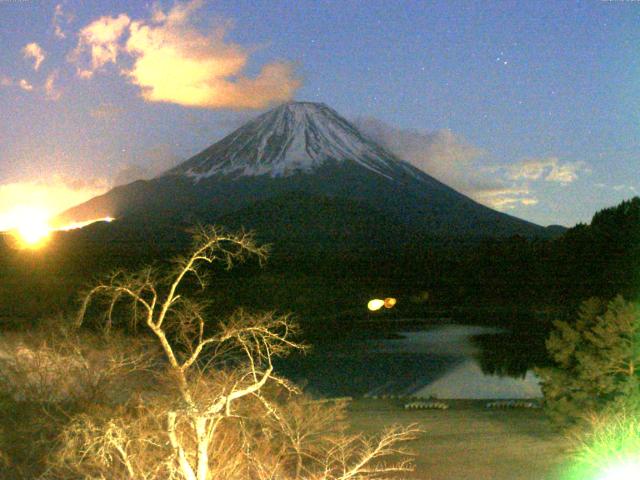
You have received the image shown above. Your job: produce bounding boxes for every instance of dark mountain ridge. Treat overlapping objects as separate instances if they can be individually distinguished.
[57,102,559,244]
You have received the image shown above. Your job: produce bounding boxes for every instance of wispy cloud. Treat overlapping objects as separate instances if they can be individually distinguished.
[613,184,637,193]
[594,182,636,193]
[113,144,182,186]
[22,42,45,70]
[69,13,131,78]
[69,0,300,109]
[1,76,35,92]
[45,70,61,100]
[507,157,587,184]
[353,117,592,212]
[354,117,483,176]
[353,117,539,210]
[474,186,538,209]
[1,72,59,98]
[90,102,126,120]
[52,3,74,40]
[18,79,34,91]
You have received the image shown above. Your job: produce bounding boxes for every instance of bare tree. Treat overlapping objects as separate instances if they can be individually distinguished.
[0,316,156,405]
[45,225,419,480]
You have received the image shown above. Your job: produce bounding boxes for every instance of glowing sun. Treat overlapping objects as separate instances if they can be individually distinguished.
[7,208,52,248]
[15,219,51,247]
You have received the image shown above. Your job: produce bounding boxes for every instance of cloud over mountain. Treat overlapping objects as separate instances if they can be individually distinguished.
[69,0,300,109]
[113,145,182,186]
[353,117,538,210]
[353,117,590,213]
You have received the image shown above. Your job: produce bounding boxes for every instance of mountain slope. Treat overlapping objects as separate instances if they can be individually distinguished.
[58,102,553,241]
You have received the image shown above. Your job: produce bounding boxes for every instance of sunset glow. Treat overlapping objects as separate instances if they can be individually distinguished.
[0,178,111,249]
[1,204,114,249]
[12,209,51,248]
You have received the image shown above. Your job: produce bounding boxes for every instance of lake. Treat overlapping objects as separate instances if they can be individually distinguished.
[276,324,544,399]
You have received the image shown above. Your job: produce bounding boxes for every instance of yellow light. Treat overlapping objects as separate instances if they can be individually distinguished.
[368,299,385,311]
[7,215,116,249]
[0,216,115,249]
[12,214,51,248]
[384,297,397,309]
[600,460,640,480]
[56,216,115,231]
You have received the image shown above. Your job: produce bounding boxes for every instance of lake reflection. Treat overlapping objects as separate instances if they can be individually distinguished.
[276,324,544,399]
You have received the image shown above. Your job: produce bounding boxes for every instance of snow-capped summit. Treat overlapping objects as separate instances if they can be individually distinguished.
[166,101,414,181]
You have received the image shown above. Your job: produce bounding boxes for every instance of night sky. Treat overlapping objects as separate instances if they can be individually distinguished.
[1,0,638,228]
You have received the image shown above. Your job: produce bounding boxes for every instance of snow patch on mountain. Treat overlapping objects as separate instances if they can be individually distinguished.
[167,102,423,182]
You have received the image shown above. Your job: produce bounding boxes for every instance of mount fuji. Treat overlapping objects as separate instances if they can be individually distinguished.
[57,102,554,249]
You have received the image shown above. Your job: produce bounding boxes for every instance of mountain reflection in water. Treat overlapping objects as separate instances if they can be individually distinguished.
[276,324,548,399]
[471,330,549,378]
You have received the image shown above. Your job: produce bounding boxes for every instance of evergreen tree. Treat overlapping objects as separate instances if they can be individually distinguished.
[537,296,640,424]
[552,197,640,300]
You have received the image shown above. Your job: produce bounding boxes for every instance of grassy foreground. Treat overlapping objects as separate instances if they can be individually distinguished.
[346,398,572,480]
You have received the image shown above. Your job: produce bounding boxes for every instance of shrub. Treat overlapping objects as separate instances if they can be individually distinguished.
[564,406,640,479]
[536,296,640,426]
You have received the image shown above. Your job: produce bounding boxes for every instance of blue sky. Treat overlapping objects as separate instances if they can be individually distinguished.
[0,0,638,227]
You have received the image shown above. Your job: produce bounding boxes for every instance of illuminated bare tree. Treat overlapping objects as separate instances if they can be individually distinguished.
[46,225,419,480]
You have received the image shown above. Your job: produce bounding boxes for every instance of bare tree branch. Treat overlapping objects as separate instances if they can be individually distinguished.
[44,226,419,480]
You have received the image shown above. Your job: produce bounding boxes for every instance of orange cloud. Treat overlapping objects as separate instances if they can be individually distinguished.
[507,157,587,184]
[474,186,538,210]
[69,13,131,78]
[53,3,74,40]
[0,76,33,92]
[22,42,45,70]
[18,79,34,91]
[45,70,62,100]
[125,0,300,109]
[71,0,300,109]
